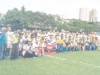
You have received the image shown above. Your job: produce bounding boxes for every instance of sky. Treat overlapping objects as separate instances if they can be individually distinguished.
[0,0,100,21]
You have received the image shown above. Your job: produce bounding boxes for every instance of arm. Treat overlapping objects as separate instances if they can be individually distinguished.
[0,34,3,40]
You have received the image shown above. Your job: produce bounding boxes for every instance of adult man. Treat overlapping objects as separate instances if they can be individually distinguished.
[0,27,6,60]
[6,27,12,57]
[10,31,19,60]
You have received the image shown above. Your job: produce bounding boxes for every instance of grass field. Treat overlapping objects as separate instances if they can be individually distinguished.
[0,50,100,75]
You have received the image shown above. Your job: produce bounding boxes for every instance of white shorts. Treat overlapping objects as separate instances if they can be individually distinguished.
[7,43,12,48]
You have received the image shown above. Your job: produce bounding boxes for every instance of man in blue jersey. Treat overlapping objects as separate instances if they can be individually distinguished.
[0,27,6,60]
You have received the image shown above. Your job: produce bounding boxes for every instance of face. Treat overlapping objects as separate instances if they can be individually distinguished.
[15,33,19,37]
[28,41,31,45]
[23,28,26,33]
[8,27,11,31]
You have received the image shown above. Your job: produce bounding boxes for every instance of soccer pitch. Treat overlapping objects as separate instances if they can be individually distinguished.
[0,50,100,75]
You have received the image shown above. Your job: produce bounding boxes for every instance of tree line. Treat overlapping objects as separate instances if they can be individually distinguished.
[1,6,100,33]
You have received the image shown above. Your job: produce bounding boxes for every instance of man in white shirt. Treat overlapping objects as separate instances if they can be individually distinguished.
[6,27,13,57]
[22,41,36,58]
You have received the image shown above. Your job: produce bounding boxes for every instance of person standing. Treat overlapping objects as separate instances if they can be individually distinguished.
[0,27,6,60]
[10,31,19,60]
[6,27,12,57]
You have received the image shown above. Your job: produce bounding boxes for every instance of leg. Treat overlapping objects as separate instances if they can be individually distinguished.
[0,45,5,60]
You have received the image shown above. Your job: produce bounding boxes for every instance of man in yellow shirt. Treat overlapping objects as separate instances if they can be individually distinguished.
[10,31,19,60]
[56,35,64,53]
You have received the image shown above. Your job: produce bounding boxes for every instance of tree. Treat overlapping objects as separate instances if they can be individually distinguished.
[1,6,100,32]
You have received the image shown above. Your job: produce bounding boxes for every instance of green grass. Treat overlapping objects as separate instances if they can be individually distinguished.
[0,50,100,75]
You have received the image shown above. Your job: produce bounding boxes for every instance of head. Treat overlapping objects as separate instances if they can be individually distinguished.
[2,27,6,32]
[7,27,12,31]
[23,28,27,33]
[19,32,24,38]
[14,31,19,37]
[27,41,31,46]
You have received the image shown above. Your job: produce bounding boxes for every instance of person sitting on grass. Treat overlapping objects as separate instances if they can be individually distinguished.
[22,41,36,58]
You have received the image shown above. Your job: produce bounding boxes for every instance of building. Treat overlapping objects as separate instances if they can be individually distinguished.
[89,9,97,22]
[60,15,71,24]
[79,8,89,21]
[60,14,67,20]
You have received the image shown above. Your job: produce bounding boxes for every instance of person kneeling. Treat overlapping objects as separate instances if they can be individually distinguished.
[22,41,36,58]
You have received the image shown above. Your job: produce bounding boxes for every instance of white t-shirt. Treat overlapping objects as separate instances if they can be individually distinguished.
[6,31,13,43]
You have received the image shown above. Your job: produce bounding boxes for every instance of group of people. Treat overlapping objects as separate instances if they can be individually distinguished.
[0,27,100,60]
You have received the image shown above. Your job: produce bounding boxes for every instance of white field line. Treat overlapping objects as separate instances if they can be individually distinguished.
[46,55,100,68]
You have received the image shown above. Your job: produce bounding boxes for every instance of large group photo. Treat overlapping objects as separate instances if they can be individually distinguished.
[0,0,100,75]
[0,27,100,60]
